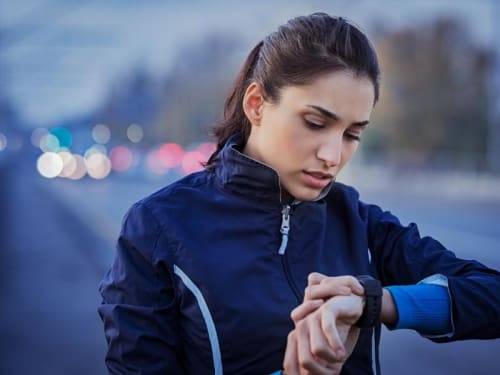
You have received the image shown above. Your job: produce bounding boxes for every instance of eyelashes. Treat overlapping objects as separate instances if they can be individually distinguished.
[345,133,361,141]
[304,119,324,130]
[303,119,361,141]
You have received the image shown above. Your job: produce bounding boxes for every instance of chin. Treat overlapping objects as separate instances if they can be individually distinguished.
[289,189,322,202]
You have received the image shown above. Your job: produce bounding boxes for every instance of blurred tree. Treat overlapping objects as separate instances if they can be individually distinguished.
[152,34,240,146]
[365,17,494,170]
[94,66,163,144]
[92,34,240,147]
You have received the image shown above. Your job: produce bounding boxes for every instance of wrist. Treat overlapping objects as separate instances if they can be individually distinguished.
[354,275,382,328]
[381,288,398,326]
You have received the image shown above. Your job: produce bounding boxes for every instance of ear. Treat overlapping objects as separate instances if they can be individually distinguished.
[242,82,265,126]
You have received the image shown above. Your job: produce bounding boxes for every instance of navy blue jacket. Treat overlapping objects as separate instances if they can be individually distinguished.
[98,136,500,374]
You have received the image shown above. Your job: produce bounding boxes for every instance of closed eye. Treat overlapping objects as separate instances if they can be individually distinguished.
[344,133,361,141]
[304,119,325,130]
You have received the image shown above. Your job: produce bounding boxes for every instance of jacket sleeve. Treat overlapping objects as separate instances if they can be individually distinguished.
[98,202,185,374]
[362,201,500,342]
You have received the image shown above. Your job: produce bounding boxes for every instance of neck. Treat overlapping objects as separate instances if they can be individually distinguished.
[242,132,262,162]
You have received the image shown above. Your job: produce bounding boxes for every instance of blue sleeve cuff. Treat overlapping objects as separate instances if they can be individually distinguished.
[385,283,452,336]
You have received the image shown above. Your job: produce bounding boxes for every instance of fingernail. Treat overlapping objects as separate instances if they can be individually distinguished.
[308,273,318,283]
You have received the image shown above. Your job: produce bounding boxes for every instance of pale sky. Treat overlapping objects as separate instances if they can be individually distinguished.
[0,0,496,127]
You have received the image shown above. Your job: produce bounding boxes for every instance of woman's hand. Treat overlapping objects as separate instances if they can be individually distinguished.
[282,274,365,374]
[283,294,364,375]
[305,273,364,302]
[290,273,364,325]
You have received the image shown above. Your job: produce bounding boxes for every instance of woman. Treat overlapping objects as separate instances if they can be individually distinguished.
[98,13,500,374]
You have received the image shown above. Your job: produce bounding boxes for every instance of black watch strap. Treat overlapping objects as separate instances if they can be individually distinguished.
[355,275,383,328]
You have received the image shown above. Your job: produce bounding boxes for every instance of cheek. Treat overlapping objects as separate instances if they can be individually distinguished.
[284,119,320,147]
[267,117,304,150]
[283,130,318,162]
[262,113,317,162]
[341,142,359,164]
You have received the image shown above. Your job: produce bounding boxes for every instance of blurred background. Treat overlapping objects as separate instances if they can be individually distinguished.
[0,0,499,374]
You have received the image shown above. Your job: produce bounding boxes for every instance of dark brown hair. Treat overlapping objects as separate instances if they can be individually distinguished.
[206,13,380,168]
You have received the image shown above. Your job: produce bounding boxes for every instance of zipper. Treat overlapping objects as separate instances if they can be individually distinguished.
[278,204,302,302]
[278,205,291,255]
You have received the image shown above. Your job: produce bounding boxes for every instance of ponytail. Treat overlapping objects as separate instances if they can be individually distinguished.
[205,41,263,169]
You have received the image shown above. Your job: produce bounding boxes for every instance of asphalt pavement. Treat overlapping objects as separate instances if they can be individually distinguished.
[0,157,108,375]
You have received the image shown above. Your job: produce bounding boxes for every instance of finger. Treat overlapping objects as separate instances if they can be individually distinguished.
[304,276,365,301]
[321,276,364,296]
[308,312,338,363]
[283,331,300,375]
[320,309,346,361]
[304,284,351,301]
[307,272,326,286]
[291,299,323,324]
[295,320,332,375]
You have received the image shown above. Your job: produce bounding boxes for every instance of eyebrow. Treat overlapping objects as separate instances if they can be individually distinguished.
[306,105,370,127]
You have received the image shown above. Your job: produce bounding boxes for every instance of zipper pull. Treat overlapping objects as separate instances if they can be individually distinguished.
[278,205,291,255]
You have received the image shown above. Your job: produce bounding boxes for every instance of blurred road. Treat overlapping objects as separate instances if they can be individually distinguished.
[0,156,499,374]
[0,156,108,375]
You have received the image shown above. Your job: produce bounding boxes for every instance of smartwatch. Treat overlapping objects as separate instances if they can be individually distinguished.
[355,275,383,328]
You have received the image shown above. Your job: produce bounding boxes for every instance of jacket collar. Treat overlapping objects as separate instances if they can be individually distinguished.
[215,134,282,201]
[214,133,333,203]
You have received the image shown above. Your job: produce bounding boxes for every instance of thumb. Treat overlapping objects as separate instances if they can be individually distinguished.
[322,315,347,361]
[308,272,326,286]
[291,299,323,324]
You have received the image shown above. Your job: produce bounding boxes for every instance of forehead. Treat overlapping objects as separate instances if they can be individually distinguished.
[278,71,375,119]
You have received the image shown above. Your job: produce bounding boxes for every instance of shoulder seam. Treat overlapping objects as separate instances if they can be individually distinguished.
[133,201,171,264]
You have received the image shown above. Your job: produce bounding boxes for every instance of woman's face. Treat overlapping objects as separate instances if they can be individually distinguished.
[243,70,375,201]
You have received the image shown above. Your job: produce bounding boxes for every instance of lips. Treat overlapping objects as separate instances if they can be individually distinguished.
[306,171,333,179]
[303,170,334,189]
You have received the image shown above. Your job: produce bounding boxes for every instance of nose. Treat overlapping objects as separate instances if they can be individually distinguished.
[316,134,342,168]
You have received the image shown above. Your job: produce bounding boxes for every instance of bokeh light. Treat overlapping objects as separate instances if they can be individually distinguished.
[109,146,133,172]
[31,128,48,148]
[146,149,167,174]
[0,132,7,151]
[127,123,143,143]
[84,144,107,159]
[92,124,111,144]
[37,152,64,178]
[146,143,184,174]
[67,154,87,180]
[158,143,184,168]
[197,142,216,158]
[85,153,111,179]
[50,127,73,149]
[39,133,60,152]
[181,150,206,174]
[57,151,78,178]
